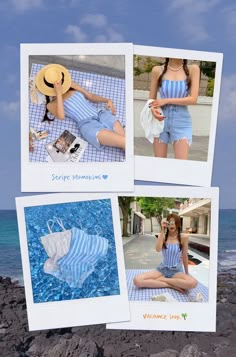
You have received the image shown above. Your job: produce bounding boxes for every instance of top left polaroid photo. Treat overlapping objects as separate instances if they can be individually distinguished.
[21,43,134,192]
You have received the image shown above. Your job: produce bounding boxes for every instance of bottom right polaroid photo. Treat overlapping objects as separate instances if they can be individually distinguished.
[107,185,219,332]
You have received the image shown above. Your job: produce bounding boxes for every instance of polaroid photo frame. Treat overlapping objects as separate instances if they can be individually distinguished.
[107,185,219,332]
[15,193,129,331]
[134,45,223,187]
[21,43,133,192]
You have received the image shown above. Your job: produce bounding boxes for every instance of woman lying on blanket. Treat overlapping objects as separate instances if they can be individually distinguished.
[133,213,197,292]
[35,64,125,151]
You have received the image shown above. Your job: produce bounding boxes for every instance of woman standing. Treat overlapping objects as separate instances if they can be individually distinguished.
[133,214,197,292]
[149,58,200,159]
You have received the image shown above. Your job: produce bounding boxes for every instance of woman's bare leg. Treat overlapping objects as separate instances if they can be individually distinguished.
[113,120,125,136]
[97,129,125,150]
[173,139,189,160]
[159,273,197,290]
[133,270,184,292]
[153,138,168,158]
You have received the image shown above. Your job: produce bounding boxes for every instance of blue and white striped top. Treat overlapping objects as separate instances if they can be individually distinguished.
[63,91,98,127]
[160,79,189,98]
[162,243,182,268]
[159,66,189,98]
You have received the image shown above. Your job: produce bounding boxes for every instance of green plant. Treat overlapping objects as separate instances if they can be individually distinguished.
[133,55,162,77]
[206,78,214,97]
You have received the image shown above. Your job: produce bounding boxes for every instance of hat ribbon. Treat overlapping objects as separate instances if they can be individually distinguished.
[43,72,65,89]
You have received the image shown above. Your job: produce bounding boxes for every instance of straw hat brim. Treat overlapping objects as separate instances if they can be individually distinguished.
[35,64,71,96]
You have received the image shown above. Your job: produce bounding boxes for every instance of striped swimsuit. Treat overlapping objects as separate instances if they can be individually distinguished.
[56,227,108,288]
[157,67,192,145]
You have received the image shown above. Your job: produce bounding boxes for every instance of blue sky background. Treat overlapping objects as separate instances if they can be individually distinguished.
[0,0,236,209]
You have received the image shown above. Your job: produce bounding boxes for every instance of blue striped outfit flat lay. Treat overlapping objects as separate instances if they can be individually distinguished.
[156,243,184,278]
[56,227,108,288]
[157,67,192,145]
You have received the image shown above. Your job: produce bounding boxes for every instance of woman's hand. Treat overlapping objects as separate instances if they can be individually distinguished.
[151,106,165,121]
[149,98,168,107]
[161,220,168,232]
[106,99,116,115]
[53,80,63,96]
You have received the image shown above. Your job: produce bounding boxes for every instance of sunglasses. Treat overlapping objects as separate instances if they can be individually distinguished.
[167,221,175,226]
[70,143,80,154]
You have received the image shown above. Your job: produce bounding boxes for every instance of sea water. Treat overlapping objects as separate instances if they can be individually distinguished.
[1,209,236,288]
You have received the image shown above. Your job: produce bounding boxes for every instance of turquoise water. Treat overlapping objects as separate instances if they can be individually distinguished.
[0,200,120,303]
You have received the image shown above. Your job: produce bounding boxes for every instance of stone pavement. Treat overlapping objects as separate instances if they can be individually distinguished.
[123,234,162,269]
[134,136,209,161]
[189,234,210,247]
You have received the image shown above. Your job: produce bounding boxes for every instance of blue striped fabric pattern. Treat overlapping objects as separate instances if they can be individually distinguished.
[162,243,182,268]
[160,79,189,98]
[57,227,108,288]
[63,91,98,126]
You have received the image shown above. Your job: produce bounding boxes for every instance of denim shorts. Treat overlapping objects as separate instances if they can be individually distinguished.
[156,262,184,278]
[79,109,118,150]
[158,105,192,145]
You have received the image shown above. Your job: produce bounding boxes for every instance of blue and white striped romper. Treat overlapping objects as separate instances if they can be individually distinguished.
[63,91,117,150]
[157,66,192,145]
[156,243,184,278]
[162,243,182,268]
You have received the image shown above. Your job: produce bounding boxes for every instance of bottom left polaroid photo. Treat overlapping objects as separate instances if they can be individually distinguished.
[15,193,130,331]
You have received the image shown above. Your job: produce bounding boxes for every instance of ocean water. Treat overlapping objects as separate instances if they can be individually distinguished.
[0,200,120,302]
[218,209,236,272]
[0,209,236,287]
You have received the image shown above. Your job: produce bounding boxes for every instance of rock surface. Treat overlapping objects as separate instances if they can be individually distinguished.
[0,273,236,357]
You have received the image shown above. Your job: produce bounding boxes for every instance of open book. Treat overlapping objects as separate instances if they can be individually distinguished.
[46,130,88,163]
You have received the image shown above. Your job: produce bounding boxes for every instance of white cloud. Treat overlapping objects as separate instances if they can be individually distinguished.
[11,0,43,11]
[218,75,236,121]
[168,0,220,42]
[65,25,88,42]
[1,100,20,120]
[81,14,107,28]
[94,29,124,43]
[108,29,124,42]
[94,34,107,42]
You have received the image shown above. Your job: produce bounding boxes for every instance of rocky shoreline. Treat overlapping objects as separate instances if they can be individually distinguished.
[0,273,236,357]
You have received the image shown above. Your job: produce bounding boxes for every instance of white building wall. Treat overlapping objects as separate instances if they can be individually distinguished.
[182,217,191,232]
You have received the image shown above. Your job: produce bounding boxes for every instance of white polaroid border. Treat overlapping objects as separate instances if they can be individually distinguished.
[15,193,130,331]
[107,185,219,332]
[134,45,223,187]
[21,43,134,192]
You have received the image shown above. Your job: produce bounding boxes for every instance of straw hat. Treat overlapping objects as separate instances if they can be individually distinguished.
[35,64,71,96]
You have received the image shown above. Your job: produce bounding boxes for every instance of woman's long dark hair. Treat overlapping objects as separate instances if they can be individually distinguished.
[163,213,182,251]
[157,58,191,91]
[41,88,75,123]
[42,95,53,123]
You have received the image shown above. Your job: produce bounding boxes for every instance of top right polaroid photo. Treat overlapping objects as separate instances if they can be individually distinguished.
[134,45,223,187]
